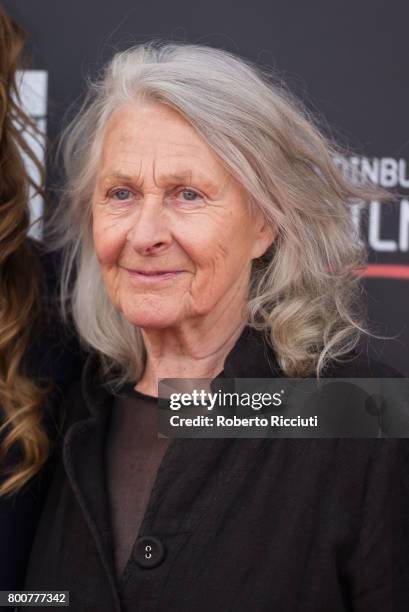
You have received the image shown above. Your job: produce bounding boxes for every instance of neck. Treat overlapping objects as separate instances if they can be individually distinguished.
[135,309,248,396]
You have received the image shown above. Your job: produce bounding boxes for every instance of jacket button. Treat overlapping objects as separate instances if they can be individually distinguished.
[133,536,166,569]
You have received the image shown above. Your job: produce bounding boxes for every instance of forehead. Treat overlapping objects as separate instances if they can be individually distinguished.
[98,102,225,176]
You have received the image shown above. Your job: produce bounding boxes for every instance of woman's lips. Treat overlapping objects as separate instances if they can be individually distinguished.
[125,269,182,283]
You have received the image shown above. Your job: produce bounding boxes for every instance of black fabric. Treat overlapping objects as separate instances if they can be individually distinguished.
[0,243,86,592]
[22,326,409,611]
[106,391,170,578]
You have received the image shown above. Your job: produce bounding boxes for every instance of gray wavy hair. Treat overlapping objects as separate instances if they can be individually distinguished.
[48,40,386,382]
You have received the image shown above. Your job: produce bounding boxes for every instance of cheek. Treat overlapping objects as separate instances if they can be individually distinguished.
[92,213,127,265]
[180,217,251,278]
[174,220,229,279]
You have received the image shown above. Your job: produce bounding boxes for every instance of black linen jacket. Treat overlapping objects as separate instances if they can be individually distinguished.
[23,327,409,611]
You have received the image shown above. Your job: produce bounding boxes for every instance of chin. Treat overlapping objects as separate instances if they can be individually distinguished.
[122,309,181,330]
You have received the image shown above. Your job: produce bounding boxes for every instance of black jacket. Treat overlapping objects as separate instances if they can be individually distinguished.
[23,327,409,611]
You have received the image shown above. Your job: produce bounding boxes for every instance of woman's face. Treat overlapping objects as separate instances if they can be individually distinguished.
[92,102,275,329]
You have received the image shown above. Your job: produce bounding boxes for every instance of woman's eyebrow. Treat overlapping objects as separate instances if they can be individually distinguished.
[99,170,219,191]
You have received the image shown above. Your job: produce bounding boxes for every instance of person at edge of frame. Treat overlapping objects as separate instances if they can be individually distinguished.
[0,3,86,598]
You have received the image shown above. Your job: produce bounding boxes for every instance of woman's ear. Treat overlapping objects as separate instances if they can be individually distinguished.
[251,210,277,259]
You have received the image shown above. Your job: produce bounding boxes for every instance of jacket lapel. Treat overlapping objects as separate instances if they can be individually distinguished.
[62,356,121,611]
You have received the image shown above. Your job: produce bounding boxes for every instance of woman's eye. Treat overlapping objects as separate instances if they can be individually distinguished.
[112,189,132,201]
[180,189,198,201]
[175,189,205,206]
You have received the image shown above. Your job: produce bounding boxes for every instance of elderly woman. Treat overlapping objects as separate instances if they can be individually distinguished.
[23,42,408,611]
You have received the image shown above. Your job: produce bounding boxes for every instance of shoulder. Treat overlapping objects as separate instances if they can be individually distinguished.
[59,379,86,427]
[57,352,111,434]
[321,350,404,378]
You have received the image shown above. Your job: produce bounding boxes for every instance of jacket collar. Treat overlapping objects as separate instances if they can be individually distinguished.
[80,325,283,416]
[219,325,283,379]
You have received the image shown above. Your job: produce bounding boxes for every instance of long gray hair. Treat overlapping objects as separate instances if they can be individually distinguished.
[48,40,387,382]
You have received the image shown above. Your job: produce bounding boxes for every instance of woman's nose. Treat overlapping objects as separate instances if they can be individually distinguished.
[126,195,172,255]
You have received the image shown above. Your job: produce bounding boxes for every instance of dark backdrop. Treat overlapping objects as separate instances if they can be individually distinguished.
[4,0,409,374]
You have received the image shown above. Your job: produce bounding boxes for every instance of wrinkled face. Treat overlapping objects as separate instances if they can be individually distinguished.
[92,102,275,329]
